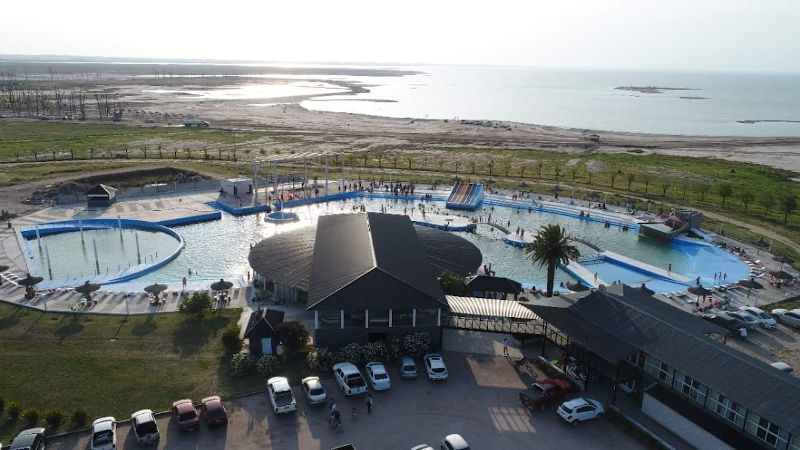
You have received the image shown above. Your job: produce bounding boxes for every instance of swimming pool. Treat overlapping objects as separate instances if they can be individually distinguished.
[25,194,750,292]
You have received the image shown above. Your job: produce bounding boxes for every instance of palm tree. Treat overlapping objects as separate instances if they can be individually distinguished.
[525,224,580,297]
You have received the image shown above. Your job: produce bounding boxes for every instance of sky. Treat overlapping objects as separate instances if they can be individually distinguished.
[1,0,799,72]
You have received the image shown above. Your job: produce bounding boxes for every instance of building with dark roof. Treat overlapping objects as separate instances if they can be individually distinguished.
[86,184,117,207]
[465,275,523,300]
[243,308,285,357]
[248,213,482,348]
[527,284,800,450]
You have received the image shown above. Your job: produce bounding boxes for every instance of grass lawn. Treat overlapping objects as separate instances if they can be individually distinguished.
[0,304,268,442]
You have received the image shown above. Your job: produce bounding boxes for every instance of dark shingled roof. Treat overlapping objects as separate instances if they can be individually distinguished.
[86,184,117,196]
[243,308,285,338]
[306,213,446,311]
[248,217,482,291]
[465,275,523,295]
[528,284,800,435]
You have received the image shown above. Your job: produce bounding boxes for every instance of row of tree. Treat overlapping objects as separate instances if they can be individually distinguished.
[0,72,122,120]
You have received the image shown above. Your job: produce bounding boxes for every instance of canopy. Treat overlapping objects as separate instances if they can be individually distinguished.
[638,283,655,296]
[774,254,794,264]
[74,281,100,295]
[739,278,763,289]
[18,273,44,286]
[0,264,9,272]
[688,285,712,296]
[770,270,795,280]
[566,281,589,292]
[144,283,168,294]
[211,279,233,291]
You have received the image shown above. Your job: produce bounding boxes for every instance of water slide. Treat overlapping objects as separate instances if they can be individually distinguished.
[446,182,484,210]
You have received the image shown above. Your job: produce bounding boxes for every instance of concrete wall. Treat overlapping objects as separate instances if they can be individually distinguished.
[57,180,219,205]
[642,392,733,450]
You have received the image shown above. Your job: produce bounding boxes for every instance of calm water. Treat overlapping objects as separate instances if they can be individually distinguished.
[301,65,800,136]
[34,197,746,292]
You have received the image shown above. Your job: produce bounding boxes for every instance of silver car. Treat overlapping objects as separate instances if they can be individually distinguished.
[301,376,327,405]
[774,309,800,328]
[728,311,759,330]
[400,356,419,379]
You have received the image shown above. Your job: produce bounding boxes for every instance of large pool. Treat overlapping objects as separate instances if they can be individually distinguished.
[27,196,750,292]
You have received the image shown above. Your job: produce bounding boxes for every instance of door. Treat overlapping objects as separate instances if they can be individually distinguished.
[261,337,272,355]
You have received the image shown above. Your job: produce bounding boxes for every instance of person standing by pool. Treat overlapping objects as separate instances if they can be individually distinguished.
[668,263,672,273]
[182,276,187,290]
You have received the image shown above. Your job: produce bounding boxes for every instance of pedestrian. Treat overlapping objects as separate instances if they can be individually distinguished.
[668,263,672,273]
[182,276,187,290]
[334,409,343,433]
[503,338,509,356]
[366,393,373,414]
[723,273,727,281]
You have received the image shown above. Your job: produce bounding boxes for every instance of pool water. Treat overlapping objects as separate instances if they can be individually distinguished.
[74,196,746,293]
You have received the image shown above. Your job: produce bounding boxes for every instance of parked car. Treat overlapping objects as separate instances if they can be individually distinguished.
[739,306,777,329]
[365,362,392,390]
[411,446,435,450]
[400,356,419,379]
[557,397,604,425]
[773,309,800,328]
[771,361,794,374]
[9,428,46,450]
[519,378,573,412]
[131,409,160,445]
[200,396,228,427]
[172,399,200,431]
[90,417,117,450]
[333,362,368,396]
[440,434,470,450]
[301,376,328,405]
[267,376,297,413]
[727,311,759,330]
[424,354,449,381]
[701,313,740,332]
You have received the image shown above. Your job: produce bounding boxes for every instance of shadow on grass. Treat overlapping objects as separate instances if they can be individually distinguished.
[215,354,264,397]
[131,315,157,337]
[56,316,85,342]
[172,314,231,358]
[0,308,22,331]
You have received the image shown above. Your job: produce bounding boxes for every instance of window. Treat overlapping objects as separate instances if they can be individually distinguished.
[345,310,365,327]
[318,310,341,329]
[706,390,746,427]
[392,309,413,326]
[416,308,438,327]
[643,355,674,386]
[369,309,389,327]
[788,434,800,450]
[673,372,707,405]
[746,412,790,449]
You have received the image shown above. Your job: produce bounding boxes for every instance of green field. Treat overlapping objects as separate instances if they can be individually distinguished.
[0,304,265,441]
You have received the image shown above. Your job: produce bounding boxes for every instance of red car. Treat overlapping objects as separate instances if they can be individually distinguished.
[201,396,228,427]
[519,378,573,412]
[172,399,199,431]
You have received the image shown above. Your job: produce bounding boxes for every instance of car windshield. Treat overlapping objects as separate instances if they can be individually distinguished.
[788,313,800,319]
[561,405,573,413]
[346,374,366,388]
[375,373,388,380]
[275,390,294,406]
[760,312,771,319]
[403,364,415,371]
[136,420,157,435]
[309,387,325,396]
[93,430,113,446]
[179,410,197,421]
[432,367,446,373]
[207,408,225,419]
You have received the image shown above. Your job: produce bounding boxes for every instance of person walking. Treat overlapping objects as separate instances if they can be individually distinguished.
[334,409,343,433]
[503,338,509,356]
[366,393,373,414]
[329,398,337,423]
[182,276,187,291]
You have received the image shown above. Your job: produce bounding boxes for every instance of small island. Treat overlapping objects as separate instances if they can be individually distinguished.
[615,86,698,94]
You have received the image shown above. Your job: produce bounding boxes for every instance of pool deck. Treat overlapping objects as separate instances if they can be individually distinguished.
[563,260,608,288]
[408,211,475,231]
[600,250,693,284]
[504,232,534,247]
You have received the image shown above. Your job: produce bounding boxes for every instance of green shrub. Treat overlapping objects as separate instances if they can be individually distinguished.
[275,321,310,355]
[256,354,283,379]
[0,397,5,415]
[335,343,364,366]
[44,408,66,429]
[179,291,213,316]
[22,408,40,426]
[229,351,254,378]
[306,348,335,372]
[71,407,89,426]
[402,331,431,359]
[6,401,21,421]
[220,324,243,354]
[362,341,386,363]
[382,338,401,363]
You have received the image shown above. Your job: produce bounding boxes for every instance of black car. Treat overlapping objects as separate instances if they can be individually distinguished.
[9,428,46,450]
[701,312,742,331]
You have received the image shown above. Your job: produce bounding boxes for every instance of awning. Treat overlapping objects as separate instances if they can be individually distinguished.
[445,295,537,321]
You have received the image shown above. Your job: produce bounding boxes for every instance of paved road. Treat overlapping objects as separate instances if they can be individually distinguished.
[48,353,646,450]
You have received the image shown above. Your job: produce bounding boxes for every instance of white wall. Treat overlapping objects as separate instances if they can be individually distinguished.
[642,392,733,450]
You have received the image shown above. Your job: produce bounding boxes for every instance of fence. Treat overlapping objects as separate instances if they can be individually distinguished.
[56,180,219,205]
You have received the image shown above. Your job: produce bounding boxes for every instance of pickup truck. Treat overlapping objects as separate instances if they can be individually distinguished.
[519,378,573,412]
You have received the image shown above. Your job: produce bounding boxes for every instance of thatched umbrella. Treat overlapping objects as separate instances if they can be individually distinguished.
[210,279,233,291]
[18,273,44,286]
[752,238,769,248]
[770,270,794,280]
[74,281,100,299]
[566,281,589,292]
[739,278,763,289]
[144,283,168,295]
[638,283,655,296]
[688,285,712,296]
[0,264,9,272]
[774,254,794,264]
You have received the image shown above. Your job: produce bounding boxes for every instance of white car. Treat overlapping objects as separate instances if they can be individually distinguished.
[441,434,470,450]
[557,397,604,425]
[411,446,435,450]
[365,361,392,390]
[90,417,117,450]
[728,311,759,330]
[773,309,800,328]
[424,354,449,381]
[267,376,297,413]
[301,376,327,405]
[130,409,160,445]
[739,306,777,329]
[333,362,368,396]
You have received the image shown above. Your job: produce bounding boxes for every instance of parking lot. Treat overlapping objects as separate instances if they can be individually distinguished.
[49,353,646,449]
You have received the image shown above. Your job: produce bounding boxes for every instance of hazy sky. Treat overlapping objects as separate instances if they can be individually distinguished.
[2,0,799,72]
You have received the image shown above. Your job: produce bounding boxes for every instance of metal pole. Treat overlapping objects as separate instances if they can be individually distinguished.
[135,232,141,265]
[35,225,42,250]
[324,156,329,197]
[253,162,259,205]
[126,297,129,315]
[78,219,85,245]
[45,246,53,280]
[93,238,100,275]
